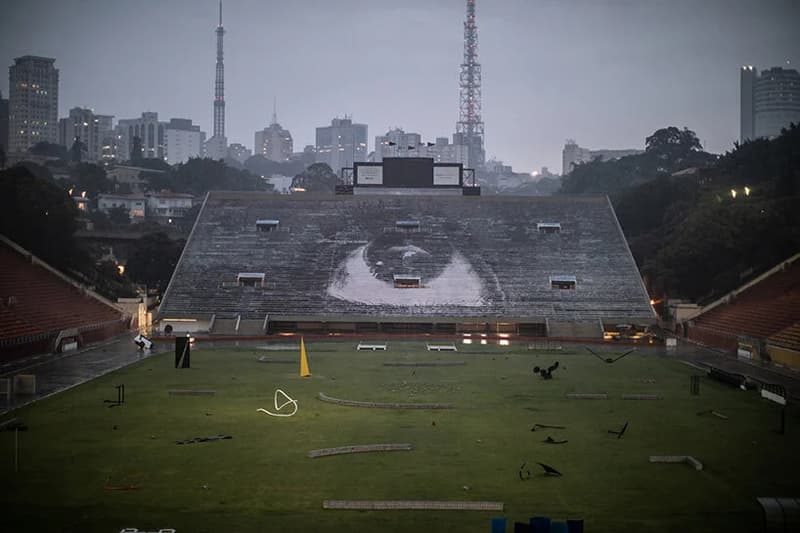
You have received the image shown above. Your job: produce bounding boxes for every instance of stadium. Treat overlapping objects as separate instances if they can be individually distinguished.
[1,158,799,533]
[157,158,656,339]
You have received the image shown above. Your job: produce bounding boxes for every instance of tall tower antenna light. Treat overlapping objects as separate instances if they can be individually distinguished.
[213,0,225,138]
[456,0,485,169]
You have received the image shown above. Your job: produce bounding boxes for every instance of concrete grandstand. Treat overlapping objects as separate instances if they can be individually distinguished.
[0,235,130,359]
[158,190,655,337]
[686,253,800,369]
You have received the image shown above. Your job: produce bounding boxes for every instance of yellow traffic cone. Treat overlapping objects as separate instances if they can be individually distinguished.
[300,337,311,377]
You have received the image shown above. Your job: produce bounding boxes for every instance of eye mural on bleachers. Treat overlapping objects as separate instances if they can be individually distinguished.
[157,192,656,326]
[327,223,487,306]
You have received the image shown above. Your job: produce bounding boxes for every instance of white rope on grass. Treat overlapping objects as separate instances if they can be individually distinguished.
[257,389,298,417]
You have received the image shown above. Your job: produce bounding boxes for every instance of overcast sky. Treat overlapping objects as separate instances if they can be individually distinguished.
[2,0,798,173]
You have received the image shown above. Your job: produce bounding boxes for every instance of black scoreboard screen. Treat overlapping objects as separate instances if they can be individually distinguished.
[354,158,462,188]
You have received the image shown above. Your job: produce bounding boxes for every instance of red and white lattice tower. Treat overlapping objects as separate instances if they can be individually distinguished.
[213,1,225,138]
[456,0,485,169]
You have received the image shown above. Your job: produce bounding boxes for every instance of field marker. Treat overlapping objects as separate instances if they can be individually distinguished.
[257,389,298,417]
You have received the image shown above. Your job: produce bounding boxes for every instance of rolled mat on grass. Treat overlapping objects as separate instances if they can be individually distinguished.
[307,443,413,458]
[383,361,466,367]
[317,392,453,409]
[649,455,703,471]
[257,356,296,364]
[622,394,663,400]
[322,500,503,511]
[566,393,607,400]
[175,434,232,445]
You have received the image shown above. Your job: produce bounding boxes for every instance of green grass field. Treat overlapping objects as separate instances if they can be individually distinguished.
[1,341,798,532]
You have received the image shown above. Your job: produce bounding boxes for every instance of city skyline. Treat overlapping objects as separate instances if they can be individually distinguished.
[2,0,798,172]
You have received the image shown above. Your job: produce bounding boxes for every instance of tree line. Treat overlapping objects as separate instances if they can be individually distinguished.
[560,125,800,304]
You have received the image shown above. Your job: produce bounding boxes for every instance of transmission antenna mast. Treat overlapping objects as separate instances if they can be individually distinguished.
[456,0,485,169]
[213,0,225,138]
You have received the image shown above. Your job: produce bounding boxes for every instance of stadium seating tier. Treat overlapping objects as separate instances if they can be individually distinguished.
[159,192,655,324]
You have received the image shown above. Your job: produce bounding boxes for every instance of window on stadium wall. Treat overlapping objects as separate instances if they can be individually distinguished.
[538,222,562,234]
[550,275,577,290]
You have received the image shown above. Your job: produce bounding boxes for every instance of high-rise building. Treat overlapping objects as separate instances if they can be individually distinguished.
[165,118,206,165]
[116,112,166,161]
[0,90,8,161]
[205,1,228,161]
[373,129,422,161]
[8,56,59,154]
[740,65,800,142]
[291,144,316,167]
[454,0,485,170]
[227,142,251,164]
[373,129,468,166]
[58,107,114,162]
[428,136,469,166]
[315,117,368,174]
[562,139,642,175]
[254,104,293,162]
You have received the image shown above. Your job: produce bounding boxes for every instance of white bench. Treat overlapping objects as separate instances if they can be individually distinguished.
[426,343,457,352]
[357,343,387,351]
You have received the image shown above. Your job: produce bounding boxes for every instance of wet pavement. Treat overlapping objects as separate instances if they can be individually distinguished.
[0,336,157,414]
[0,336,797,415]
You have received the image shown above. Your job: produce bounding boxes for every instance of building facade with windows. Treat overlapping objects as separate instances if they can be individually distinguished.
[227,143,251,164]
[58,107,114,162]
[8,56,59,154]
[741,65,800,142]
[255,122,293,162]
[561,139,643,175]
[164,118,205,165]
[145,192,194,222]
[98,194,147,221]
[372,129,469,166]
[315,117,368,174]
[0,90,8,163]
[116,112,166,162]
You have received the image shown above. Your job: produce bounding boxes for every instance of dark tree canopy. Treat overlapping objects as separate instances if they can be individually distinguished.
[291,163,338,193]
[130,136,143,164]
[70,137,85,163]
[0,165,80,267]
[145,157,271,196]
[614,124,800,303]
[124,232,185,293]
[29,141,68,160]
[107,206,131,227]
[645,126,703,158]
[560,126,714,195]
[244,155,305,180]
[68,163,113,199]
